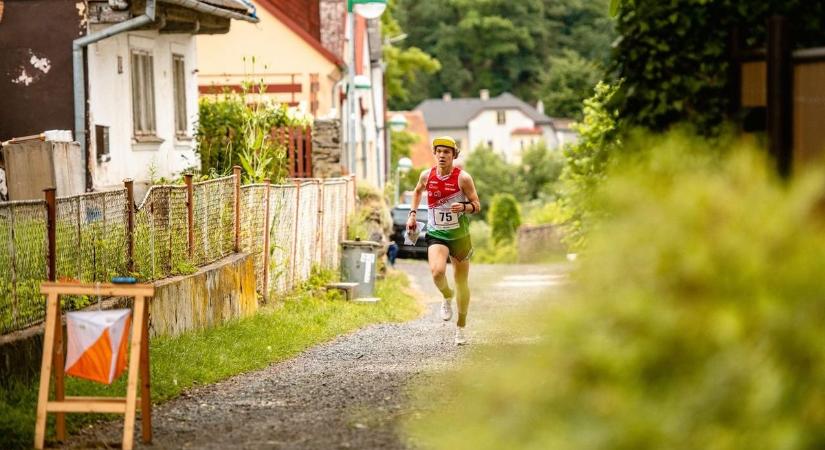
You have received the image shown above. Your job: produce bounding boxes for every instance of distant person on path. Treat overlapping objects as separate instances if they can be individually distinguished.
[407,136,481,345]
[387,241,398,267]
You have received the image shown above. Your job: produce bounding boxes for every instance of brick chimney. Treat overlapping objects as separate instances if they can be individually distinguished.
[442,92,452,101]
[480,89,489,100]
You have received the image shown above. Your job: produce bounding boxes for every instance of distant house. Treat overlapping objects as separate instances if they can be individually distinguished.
[197,0,344,118]
[415,91,577,164]
[0,0,257,194]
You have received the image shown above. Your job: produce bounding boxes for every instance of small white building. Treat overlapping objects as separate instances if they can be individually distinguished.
[87,1,258,194]
[0,0,257,198]
[415,90,577,164]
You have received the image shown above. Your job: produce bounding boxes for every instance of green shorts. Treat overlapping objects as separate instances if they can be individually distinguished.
[425,233,473,262]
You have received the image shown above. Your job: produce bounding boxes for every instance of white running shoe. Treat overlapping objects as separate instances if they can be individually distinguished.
[440,295,453,321]
[454,327,467,345]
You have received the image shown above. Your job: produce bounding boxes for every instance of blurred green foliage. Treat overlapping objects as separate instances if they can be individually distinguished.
[468,220,517,264]
[463,145,525,215]
[611,0,825,133]
[554,81,620,249]
[488,193,521,244]
[406,130,825,449]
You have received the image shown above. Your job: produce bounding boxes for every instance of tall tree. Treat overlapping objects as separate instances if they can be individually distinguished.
[538,50,602,119]
[382,0,441,110]
[396,0,615,115]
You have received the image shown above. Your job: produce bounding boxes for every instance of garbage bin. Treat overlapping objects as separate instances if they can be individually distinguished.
[340,240,383,299]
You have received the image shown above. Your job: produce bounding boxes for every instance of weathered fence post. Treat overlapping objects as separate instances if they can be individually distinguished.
[43,186,65,438]
[184,174,194,260]
[296,127,305,177]
[233,165,241,253]
[288,127,296,178]
[305,126,313,177]
[263,178,271,302]
[44,187,56,282]
[767,15,793,177]
[317,180,325,267]
[291,181,302,289]
[124,179,135,274]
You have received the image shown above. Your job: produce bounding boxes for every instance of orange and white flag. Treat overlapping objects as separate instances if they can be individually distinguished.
[65,309,132,384]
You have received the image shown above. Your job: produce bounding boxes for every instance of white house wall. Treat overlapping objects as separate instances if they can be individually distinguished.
[467,109,534,163]
[427,129,469,156]
[87,29,199,192]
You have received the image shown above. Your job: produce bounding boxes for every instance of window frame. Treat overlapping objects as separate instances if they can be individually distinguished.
[130,48,158,139]
[172,53,189,138]
[496,110,506,125]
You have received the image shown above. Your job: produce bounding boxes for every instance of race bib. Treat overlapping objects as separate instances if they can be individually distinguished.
[433,207,460,228]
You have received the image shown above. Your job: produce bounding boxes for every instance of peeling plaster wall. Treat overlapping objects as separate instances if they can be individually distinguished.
[149,252,257,337]
[0,0,82,141]
[87,30,200,191]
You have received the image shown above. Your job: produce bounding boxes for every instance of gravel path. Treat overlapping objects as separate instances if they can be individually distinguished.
[66,260,568,449]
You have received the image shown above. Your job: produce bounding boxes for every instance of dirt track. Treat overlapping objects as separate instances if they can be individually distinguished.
[66,260,567,449]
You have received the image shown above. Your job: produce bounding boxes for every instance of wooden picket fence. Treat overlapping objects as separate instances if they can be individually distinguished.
[273,126,313,178]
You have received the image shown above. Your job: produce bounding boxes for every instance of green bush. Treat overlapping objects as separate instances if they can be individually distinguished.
[555,80,620,250]
[468,220,517,264]
[488,193,521,244]
[196,81,310,182]
[406,131,825,449]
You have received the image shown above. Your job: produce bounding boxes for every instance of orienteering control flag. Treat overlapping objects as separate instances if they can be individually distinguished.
[65,309,132,384]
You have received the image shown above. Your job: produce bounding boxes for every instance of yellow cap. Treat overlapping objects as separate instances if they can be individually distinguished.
[432,136,459,157]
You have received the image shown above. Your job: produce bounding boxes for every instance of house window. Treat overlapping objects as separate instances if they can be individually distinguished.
[130,49,157,136]
[496,110,506,125]
[95,125,110,163]
[172,54,188,136]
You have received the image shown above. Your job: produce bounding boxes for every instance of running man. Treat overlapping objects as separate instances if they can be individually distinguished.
[407,136,481,345]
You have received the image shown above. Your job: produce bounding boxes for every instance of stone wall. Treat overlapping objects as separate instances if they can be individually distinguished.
[517,224,566,263]
[312,118,344,178]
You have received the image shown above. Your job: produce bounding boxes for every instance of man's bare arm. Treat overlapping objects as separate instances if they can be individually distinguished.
[450,172,481,214]
[407,169,429,230]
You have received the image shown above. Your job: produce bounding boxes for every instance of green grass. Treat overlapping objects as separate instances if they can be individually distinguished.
[0,269,420,449]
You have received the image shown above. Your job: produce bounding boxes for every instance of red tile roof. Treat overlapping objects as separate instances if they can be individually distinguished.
[511,127,543,135]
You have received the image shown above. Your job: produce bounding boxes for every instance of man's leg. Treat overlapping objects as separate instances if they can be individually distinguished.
[451,257,470,328]
[428,244,453,298]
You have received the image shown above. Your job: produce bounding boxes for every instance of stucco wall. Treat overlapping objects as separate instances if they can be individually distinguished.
[87,30,200,190]
[150,252,257,337]
[467,109,534,163]
[196,1,342,118]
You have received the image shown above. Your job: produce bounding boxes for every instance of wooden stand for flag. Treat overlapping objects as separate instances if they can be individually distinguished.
[34,282,154,450]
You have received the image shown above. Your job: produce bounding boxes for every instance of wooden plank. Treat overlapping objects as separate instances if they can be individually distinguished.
[140,301,152,444]
[296,127,305,177]
[305,126,313,177]
[62,396,128,403]
[122,295,146,450]
[40,283,154,296]
[46,401,127,414]
[34,293,58,449]
[287,127,296,177]
[54,305,66,441]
